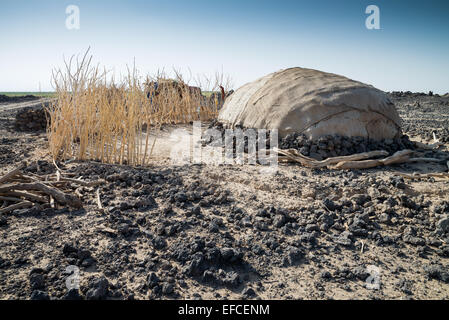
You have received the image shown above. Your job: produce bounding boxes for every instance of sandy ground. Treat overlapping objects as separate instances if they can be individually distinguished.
[0,93,448,300]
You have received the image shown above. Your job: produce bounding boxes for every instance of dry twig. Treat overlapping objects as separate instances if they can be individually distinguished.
[0,201,34,215]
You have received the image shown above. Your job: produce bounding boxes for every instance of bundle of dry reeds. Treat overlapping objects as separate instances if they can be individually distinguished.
[47,49,232,166]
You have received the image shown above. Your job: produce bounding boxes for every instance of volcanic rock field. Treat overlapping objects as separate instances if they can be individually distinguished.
[0,92,448,300]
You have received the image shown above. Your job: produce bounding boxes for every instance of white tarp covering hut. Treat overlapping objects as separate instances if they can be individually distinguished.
[218,67,401,140]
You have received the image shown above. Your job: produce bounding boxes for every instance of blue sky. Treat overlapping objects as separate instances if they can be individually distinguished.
[0,0,448,93]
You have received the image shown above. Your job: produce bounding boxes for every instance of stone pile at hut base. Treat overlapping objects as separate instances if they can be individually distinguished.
[279,132,416,160]
[205,120,416,161]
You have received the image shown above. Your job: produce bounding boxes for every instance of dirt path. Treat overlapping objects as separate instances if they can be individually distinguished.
[0,98,54,113]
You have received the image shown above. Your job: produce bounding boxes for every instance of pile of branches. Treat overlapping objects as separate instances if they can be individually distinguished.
[275,140,449,178]
[0,163,104,214]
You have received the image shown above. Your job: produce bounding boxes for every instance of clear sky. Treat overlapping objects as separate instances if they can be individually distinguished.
[1,0,448,93]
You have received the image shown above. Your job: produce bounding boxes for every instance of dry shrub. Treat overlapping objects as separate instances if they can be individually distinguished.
[47,50,232,166]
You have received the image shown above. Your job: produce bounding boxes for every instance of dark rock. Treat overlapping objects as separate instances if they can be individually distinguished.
[352,266,369,281]
[29,273,45,290]
[436,216,449,234]
[153,236,167,250]
[162,282,174,295]
[81,258,95,268]
[379,213,390,224]
[272,215,286,228]
[285,247,304,266]
[305,224,319,232]
[62,288,83,300]
[320,271,332,280]
[400,195,418,210]
[0,216,7,227]
[397,279,414,295]
[433,202,449,215]
[403,226,425,246]
[335,231,353,247]
[220,247,243,263]
[147,272,160,288]
[298,232,317,246]
[0,257,11,269]
[241,287,257,298]
[63,243,78,256]
[323,199,337,211]
[222,271,240,288]
[209,223,219,233]
[117,223,131,235]
[30,290,50,300]
[202,270,216,283]
[29,267,45,275]
[424,265,449,283]
[319,213,334,228]
[77,249,92,261]
[352,194,371,206]
[86,276,109,300]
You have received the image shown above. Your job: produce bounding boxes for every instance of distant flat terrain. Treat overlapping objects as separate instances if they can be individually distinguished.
[0,92,56,99]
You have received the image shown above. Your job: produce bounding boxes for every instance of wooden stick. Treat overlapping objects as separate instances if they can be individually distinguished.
[331,150,413,169]
[59,177,105,187]
[414,141,443,150]
[379,149,413,165]
[41,181,70,187]
[274,148,389,168]
[53,159,65,173]
[394,172,449,179]
[0,165,26,185]
[15,173,39,182]
[51,170,60,208]
[0,196,22,202]
[74,187,83,199]
[0,201,34,214]
[0,183,82,208]
[330,159,383,170]
[0,191,48,203]
[96,188,103,210]
[13,177,70,188]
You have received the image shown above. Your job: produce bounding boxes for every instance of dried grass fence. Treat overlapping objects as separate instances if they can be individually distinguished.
[47,50,231,166]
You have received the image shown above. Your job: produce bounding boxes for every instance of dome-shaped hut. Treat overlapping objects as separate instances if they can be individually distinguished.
[218,67,401,140]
